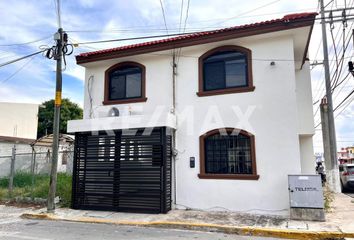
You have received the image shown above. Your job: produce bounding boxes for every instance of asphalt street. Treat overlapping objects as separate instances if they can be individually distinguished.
[0,218,282,240]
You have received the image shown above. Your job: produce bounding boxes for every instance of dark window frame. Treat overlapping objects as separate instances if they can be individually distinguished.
[103,61,147,105]
[198,128,259,180]
[197,46,255,97]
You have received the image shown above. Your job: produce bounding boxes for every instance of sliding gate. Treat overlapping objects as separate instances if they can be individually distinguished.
[72,127,172,213]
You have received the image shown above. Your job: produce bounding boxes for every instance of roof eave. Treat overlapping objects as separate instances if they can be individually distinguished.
[76,15,316,65]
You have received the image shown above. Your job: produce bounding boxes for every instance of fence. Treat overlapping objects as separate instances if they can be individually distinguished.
[0,144,74,201]
[0,148,74,177]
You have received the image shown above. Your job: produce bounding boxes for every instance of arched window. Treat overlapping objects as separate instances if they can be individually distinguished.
[198,128,259,180]
[197,46,254,97]
[103,62,147,105]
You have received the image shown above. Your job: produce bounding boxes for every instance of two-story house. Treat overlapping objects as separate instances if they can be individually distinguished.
[68,12,317,215]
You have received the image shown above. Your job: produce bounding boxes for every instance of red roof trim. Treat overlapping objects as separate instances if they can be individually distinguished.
[76,12,317,64]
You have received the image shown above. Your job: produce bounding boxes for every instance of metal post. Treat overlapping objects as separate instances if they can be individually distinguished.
[31,147,36,198]
[320,0,341,192]
[47,28,63,212]
[8,144,16,197]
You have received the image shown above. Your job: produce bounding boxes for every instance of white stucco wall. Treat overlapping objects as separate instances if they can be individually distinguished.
[295,62,315,135]
[295,61,316,174]
[0,102,39,139]
[299,135,315,174]
[174,36,301,214]
[82,55,173,119]
[72,27,315,215]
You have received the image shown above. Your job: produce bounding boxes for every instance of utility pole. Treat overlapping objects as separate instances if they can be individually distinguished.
[319,0,341,192]
[47,28,63,212]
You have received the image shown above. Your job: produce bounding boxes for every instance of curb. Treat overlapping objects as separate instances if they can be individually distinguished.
[21,213,354,240]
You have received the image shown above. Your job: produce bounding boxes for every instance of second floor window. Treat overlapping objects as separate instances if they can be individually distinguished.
[204,51,248,91]
[198,46,254,97]
[104,62,147,105]
[109,66,142,100]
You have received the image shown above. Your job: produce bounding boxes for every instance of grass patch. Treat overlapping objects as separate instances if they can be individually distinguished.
[0,172,72,207]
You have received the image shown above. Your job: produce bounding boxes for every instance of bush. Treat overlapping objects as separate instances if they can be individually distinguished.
[0,172,72,207]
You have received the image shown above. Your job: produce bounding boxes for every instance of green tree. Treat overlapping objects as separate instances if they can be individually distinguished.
[37,98,83,138]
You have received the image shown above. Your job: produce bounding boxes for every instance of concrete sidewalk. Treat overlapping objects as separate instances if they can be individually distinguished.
[21,193,354,239]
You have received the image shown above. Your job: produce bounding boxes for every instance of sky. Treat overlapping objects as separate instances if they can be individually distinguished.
[0,0,353,152]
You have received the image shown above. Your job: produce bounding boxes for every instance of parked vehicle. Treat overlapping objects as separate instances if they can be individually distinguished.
[339,164,354,192]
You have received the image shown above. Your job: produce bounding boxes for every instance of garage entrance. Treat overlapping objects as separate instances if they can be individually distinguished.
[71,127,172,213]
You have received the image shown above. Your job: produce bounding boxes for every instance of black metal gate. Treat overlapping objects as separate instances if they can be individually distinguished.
[72,127,172,213]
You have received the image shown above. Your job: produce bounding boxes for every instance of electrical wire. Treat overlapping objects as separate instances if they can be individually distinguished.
[0,56,36,85]
[0,50,46,68]
[73,16,319,46]
[0,36,52,47]
[312,0,354,122]
[176,0,190,64]
[54,0,62,29]
[334,88,354,111]
[65,7,318,34]
[215,0,283,26]
[335,93,354,118]
[182,0,190,33]
[87,75,94,118]
[178,0,184,32]
[159,0,169,34]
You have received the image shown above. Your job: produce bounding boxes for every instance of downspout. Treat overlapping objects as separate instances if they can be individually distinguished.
[172,52,177,207]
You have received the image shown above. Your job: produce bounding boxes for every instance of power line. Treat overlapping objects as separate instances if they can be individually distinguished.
[178,0,184,32]
[312,0,354,121]
[65,7,318,33]
[334,88,354,111]
[0,36,51,47]
[183,0,190,33]
[0,50,45,68]
[335,93,354,118]
[73,17,320,46]
[54,0,62,28]
[0,56,35,85]
[176,0,190,64]
[215,0,283,25]
[159,0,169,34]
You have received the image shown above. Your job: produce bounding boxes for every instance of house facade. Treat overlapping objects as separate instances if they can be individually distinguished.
[68,12,317,215]
[338,147,354,164]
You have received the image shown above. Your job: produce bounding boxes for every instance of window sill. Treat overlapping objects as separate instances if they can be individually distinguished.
[196,86,255,97]
[103,97,147,105]
[198,173,259,180]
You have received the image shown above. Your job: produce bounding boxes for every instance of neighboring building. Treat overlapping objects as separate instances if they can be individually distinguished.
[31,134,75,174]
[338,147,354,164]
[68,12,317,215]
[0,102,39,155]
[0,102,39,177]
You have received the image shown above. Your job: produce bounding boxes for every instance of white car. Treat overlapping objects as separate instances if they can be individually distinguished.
[339,164,354,192]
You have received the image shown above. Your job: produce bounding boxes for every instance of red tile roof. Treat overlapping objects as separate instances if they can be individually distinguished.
[77,12,317,64]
